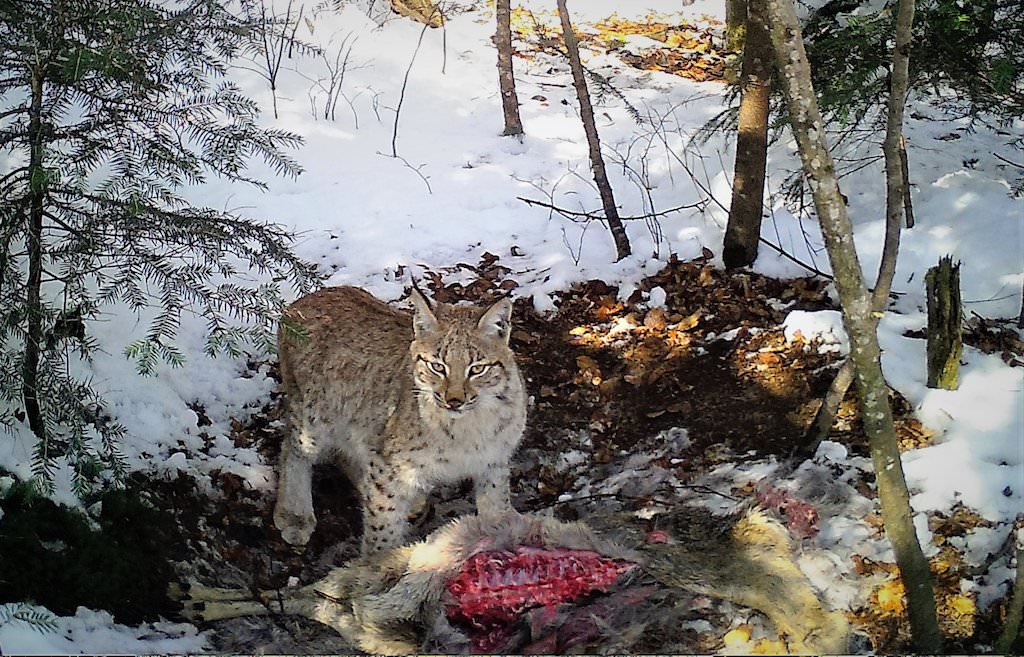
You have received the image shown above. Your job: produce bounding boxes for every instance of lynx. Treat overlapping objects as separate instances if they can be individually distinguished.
[273,285,527,554]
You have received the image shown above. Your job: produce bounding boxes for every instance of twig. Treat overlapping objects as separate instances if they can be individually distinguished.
[378,152,432,194]
[756,237,834,280]
[517,196,704,221]
[995,151,1024,169]
[390,11,434,157]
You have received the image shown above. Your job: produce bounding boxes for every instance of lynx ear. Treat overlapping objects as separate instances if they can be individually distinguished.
[477,297,513,344]
[409,284,439,338]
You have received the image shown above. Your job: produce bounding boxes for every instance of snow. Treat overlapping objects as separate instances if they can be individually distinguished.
[1,0,1023,651]
[0,606,207,655]
[783,309,849,354]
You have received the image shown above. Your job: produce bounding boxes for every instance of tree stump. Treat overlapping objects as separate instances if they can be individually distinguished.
[925,256,962,389]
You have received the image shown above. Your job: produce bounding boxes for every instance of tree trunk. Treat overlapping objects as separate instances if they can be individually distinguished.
[925,256,962,390]
[876,0,915,306]
[556,0,631,261]
[494,0,523,137]
[994,522,1024,653]
[725,0,748,82]
[723,0,771,269]
[900,135,915,228]
[765,1,942,652]
[1018,282,1024,329]
[23,68,46,442]
[726,0,747,51]
[801,0,915,454]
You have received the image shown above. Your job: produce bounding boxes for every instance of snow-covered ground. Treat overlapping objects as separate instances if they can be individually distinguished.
[1,0,1021,652]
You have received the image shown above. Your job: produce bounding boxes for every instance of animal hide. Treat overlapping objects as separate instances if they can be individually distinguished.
[176,507,850,654]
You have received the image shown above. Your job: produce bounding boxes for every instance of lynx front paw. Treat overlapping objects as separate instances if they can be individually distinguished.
[274,504,317,547]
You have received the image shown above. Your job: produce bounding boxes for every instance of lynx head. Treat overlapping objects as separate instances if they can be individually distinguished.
[408,286,515,414]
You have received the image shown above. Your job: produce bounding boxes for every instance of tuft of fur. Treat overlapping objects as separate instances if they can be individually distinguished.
[178,509,850,654]
[273,286,527,553]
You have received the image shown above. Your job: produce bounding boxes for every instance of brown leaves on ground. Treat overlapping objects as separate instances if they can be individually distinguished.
[510,9,728,83]
[852,544,986,651]
[510,256,846,468]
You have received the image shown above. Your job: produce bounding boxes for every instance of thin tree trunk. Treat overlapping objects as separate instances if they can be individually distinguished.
[801,0,915,453]
[876,0,915,306]
[725,0,748,82]
[726,0,747,51]
[556,0,630,261]
[900,135,915,228]
[995,523,1024,653]
[1018,282,1024,329]
[723,0,771,269]
[24,69,46,441]
[494,0,523,137]
[765,1,942,652]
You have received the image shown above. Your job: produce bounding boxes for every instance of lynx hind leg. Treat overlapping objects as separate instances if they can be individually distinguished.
[360,464,420,554]
[274,424,320,547]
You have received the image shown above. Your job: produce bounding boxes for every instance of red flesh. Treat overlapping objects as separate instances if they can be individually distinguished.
[444,546,637,652]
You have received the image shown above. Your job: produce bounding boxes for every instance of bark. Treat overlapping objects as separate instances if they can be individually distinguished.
[925,256,962,390]
[801,0,915,453]
[994,524,1024,654]
[900,135,915,228]
[725,0,748,82]
[1018,282,1024,329]
[726,0,747,52]
[876,0,915,307]
[23,68,46,442]
[556,0,630,261]
[765,1,942,652]
[494,0,523,137]
[723,0,771,269]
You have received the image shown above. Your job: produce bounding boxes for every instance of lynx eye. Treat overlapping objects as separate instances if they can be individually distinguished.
[427,360,448,376]
[468,363,491,377]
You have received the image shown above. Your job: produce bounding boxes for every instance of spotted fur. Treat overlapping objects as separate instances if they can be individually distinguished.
[273,286,527,553]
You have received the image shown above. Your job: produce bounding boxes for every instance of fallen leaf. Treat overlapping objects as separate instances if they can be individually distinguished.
[752,638,787,654]
[674,309,702,331]
[949,594,976,616]
[644,306,668,330]
[875,579,906,615]
[722,625,752,648]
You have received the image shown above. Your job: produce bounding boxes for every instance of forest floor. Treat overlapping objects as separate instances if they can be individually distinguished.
[8,254,1007,653]
[1,1,1021,653]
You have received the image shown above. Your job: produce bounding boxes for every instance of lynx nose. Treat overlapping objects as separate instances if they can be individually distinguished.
[445,397,464,410]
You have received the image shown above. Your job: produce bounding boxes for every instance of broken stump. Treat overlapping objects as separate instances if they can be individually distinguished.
[925,256,962,389]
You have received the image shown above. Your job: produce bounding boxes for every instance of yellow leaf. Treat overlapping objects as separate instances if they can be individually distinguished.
[875,579,906,614]
[950,594,976,616]
[753,639,788,654]
[723,625,752,648]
